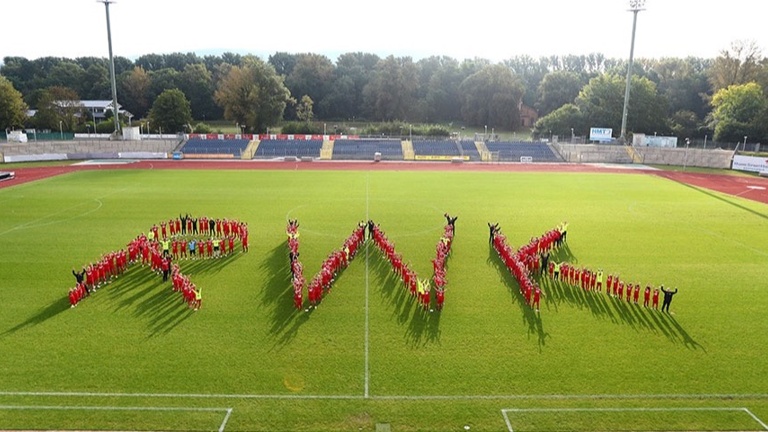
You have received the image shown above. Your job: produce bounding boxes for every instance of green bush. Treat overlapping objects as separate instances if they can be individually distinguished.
[95,119,118,134]
[281,121,321,135]
[194,122,213,134]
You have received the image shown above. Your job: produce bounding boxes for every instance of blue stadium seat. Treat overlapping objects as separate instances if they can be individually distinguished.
[332,139,403,160]
[254,139,323,158]
[412,140,461,157]
[181,138,250,157]
[485,141,560,162]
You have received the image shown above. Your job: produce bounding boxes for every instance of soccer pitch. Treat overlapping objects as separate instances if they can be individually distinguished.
[0,166,767,431]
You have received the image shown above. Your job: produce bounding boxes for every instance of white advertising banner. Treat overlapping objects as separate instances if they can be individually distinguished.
[732,155,768,173]
[589,127,613,143]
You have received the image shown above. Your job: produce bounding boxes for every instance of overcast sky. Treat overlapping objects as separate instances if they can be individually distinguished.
[2,0,767,63]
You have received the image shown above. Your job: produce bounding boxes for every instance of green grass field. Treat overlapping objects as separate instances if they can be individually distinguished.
[1,167,767,431]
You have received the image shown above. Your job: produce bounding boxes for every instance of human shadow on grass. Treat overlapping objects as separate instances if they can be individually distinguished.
[98,265,193,336]
[488,245,549,351]
[261,242,310,349]
[538,270,702,349]
[370,245,442,346]
[1,296,70,337]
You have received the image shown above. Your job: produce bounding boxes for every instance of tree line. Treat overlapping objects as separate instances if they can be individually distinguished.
[1,40,767,143]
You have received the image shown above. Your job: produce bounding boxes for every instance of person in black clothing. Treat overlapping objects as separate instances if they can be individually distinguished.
[444,213,458,232]
[660,286,678,313]
[540,252,549,275]
[72,267,89,294]
[367,220,375,240]
[179,214,188,235]
[487,222,499,244]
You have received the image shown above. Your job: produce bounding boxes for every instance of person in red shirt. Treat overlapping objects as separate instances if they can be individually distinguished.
[652,288,660,309]
[435,287,445,311]
[633,284,640,304]
[294,290,303,310]
[160,221,167,240]
[533,286,543,312]
[524,283,532,306]
[68,287,77,308]
[617,281,624,300]
[643,285,652,307]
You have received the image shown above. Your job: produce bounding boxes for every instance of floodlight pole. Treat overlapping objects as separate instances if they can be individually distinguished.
[619,0,645,144]
[99,0,121,136]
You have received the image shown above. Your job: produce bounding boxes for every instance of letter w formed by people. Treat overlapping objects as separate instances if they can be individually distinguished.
[287,216,456,312]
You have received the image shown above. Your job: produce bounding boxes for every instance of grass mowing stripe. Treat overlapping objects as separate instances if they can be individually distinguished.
[3,391,768,400]
[365,172,370,399]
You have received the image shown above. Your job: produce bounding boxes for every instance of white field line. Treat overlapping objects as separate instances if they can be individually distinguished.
[0,187,129,237]
[2,391,768,400]
[364,172,370,399]
[0,405,233,432]
[500,407,768,432]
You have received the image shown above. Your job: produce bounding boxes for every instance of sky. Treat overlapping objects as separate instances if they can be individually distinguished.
[2,0,768,63]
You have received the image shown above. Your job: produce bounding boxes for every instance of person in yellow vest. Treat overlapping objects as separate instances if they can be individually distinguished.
[553,262,561,281]
[596,268,604,292]
[418,278,430,311]
[194,286,202,311]
[213,238,221,257]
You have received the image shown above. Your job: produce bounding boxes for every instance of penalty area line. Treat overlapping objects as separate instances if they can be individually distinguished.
[0,405,234,432]
[500,407,768,432]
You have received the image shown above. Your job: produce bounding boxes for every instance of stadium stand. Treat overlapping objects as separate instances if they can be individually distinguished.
[484,141,560,162]
[412,140,461,159]
[332,139,404,160]
[254,139,323,159]
[458,141,482,161]
[180,138,250,158]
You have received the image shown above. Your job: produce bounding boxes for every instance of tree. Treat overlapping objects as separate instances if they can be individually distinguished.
[323,52,379,120]
[532,103,585,139]
[295,95,314,124]
[362,55,419,121]
[177,63,218,120]
[709,82,767,142]
[643,57,712,121]
[48,61,86,95]
[268,52,298,77]
[148,68,180,101]
[285,54,334,119]
[415,56,463,123]
[213,55,290,132]
[118,66,151,118]
[668,110,700,140]
[708,40,765,93]
[536,71,585,116]
[82,63,111,100]
[575,73,668,136]
[149,88,192,133]
[0,75,28,129]
[504,55,549,107]
[458,64,524,130]
[33,86,83,131]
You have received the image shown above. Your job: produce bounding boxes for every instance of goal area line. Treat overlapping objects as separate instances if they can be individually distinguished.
[501,407,768,432]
